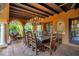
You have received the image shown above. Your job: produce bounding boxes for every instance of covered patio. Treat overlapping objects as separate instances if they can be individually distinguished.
[0,3,79,56]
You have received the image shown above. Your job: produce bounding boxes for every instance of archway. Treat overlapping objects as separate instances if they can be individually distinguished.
[9,20,23,41]
[24,22,33,32]
[57,20,65,33]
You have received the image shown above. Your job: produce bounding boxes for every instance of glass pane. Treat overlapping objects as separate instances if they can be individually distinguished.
[25,23,33,32]
[70,18,79,45]
[46,24,50,32]
[37,24,42,32]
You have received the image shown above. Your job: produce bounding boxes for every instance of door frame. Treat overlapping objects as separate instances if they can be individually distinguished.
[69,17,79,45]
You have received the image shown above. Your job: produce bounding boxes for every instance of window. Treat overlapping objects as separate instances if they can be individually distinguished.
[37,23,42,32]
[25,23,33,32]
[46,23,50,32]
[69,18,79,45]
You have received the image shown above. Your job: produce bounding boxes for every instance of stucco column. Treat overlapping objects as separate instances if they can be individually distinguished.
[0,23,8,48]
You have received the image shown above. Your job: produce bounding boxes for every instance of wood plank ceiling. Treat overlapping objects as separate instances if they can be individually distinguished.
[10,3,79,19]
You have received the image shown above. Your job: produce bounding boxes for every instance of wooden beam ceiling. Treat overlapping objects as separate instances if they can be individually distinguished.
[10,10,35,17]
[10,8,36,16]
[10,11,30,18]
[24,3,55,15]
[58,3,68,7]
[11,13,27,19]
[10,5,46,17]
[44,3,63,13]
[71,3,76,9]
[55,3,67,12]
[10,3,78,20]
[56,3,74,12]
[38,3,59,14]
[10,12,28,17]
[12,3,50,16]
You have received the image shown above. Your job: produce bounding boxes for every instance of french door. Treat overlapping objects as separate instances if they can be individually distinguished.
[69,17,79,45]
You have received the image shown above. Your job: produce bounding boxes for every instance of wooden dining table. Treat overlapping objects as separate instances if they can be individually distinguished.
[36,32,58,43]
[36,35,50,42]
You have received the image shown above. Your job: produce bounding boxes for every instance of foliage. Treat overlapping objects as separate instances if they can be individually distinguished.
[9,22,23,36]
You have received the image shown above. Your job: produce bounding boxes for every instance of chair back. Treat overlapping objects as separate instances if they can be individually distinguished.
[57,32,62,44]
[32,32,39,55]
[50,33,57,49]
[26,31,33,47]
[32,32,37,47]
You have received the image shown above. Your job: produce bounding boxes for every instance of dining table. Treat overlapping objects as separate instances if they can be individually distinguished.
[36,32,51,43]
[36,35,50,42]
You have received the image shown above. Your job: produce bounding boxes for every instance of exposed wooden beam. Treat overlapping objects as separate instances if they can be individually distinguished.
[10,13,27,19]
[10,11,45,19]
[45,3,63,13]
[10,13,32,19]
[58,3,68,7]
[10,8,36,16]
[25,3,54,15]
[71,3,76,9]
[10,6,37,15]
[55,3,67,12]
[10,5,48,17]
[10,6,37,16]
[39,3,59,14]
[10,12,33,19]
[10,10,35,17]
[10,12,27,17]
[12,3,50,16]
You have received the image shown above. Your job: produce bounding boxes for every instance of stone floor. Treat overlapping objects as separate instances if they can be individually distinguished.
[0,40,79,56]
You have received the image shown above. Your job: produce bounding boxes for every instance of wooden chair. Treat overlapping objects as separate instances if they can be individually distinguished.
[24,32,28,45]
[25,31,33,47]
[24,31,39,55]
[57,33,62,45]
[31,32,43,55]
[31,33,38,55]
[42,33,57,55]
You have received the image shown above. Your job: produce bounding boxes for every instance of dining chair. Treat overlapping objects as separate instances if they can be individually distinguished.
[57,32,62,45]
[32,32,46,55]
[25,31,33,47]
[42,33,57,55]
[31,33,38,55]
[24,32,28,45]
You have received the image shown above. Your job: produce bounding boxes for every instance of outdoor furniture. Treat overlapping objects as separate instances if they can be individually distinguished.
[31,33,39,55]
[25,31,33,47]
[25,31,58,55]
[29,32,43,55]
[42,33,57,55]
[35,31,51,42]
[24,32,28,45]
[57,32,62,44]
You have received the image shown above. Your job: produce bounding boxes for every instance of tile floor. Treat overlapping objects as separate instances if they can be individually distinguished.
[0,40,79,56]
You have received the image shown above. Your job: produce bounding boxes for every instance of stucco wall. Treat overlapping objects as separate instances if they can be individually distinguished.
[42,8,79,47]
[0,3,9,23]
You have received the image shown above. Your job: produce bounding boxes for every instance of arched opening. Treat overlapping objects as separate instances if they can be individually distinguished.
[9,20,23,41]
[24,23,33,32]
[36,23,42,32]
